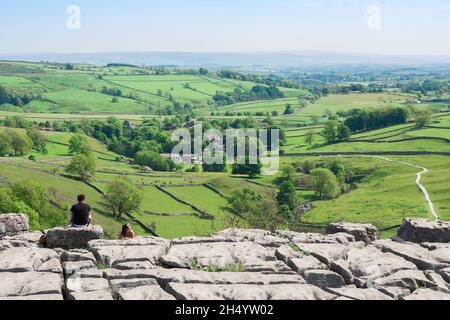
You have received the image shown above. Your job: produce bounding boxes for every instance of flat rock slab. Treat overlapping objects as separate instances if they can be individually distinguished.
[113,261,155,270]
[88,237,170,249]
[66,291,113,301]
[110,278,160,289]
[0,240,36,252]
[277,231,355,244]
[327,287,393,300]
[92,245,167,268]
[327,222,379,244]
[118,286,176,300]
[104,268,304,287]
[403,289,450,300]
[0,294,63,300]
[374,239,450,270]
[331,245,417,286]
[398,219,450,243]
[2,232,43,243]
[373,270,438,291]
[63,260,97,275]
[66,277,110,293]
[0,247,62,273]
[213,229,289,247]
[0,272,63,297]
[160,242,280,270]
[294,242,366,266]
[61,249,96,263]
[303,270,346,288]
[0,214,29,236]
[46,225,104,249]
[166,283,336,300]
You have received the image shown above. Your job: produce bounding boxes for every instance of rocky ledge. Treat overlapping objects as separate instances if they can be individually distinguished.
[1,214,450,301]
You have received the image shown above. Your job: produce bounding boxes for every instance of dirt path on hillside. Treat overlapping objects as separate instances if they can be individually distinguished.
[373,156,440,221]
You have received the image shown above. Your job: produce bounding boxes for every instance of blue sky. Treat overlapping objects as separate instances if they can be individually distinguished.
[1,0,450,55]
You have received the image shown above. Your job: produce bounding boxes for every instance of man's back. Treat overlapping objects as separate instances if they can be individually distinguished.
[71,203,91,226]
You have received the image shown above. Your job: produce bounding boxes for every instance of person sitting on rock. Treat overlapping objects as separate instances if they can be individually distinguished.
[119,223,135,240]
[69,195,92,228]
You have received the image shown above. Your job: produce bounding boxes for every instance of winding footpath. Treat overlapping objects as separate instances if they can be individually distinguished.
[373,156,440,221]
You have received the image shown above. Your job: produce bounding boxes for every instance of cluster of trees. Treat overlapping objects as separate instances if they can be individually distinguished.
[0,86,40,108]
[101,86,123,97]
[0,128,47,156]
[399,80,448,95]
[0,180,68,230]
[1,115,33,128]
[217,70,300,89]
[322,121,351,144]
[415,109,433,128]
[213,86,284,106]
[343,107,410,133]
[212,110,279,117]
[280,159,363,202]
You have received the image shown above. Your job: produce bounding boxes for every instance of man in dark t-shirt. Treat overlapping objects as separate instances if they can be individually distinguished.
[70,195,92,227]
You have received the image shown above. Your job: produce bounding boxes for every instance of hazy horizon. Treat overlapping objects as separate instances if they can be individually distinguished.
[2,0,450,56]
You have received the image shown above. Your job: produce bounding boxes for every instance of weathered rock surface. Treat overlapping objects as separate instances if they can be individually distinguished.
[104,268,305,286]
[0,214,29,237]
[0,272,63,297]
[277,230,355,244]
[118,286,176,300]
[327,222,379,243]
[66,291,113,301]
[0,247,62,273]
[1,219,450,300]
[166,283,336,300]
[61,249,96,263]
[160,241,288,272]
[303,270,346,288]
[89,237,169,268]
[374,239,450,270]
[403,289,450,300]
[372,270,438,291]
[46,225,104,249]
[398,219,450,243]
[326,287,392,300]
[330,245,417,286]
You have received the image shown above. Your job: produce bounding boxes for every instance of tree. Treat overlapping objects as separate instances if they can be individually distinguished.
[199,68,209,75]
[311,168,339,200]
[69,134,91,155]
[6,130,31,156]
[222,189,287,232]
[202,162,227,173]
[337,124,351,141]
[27,128,47,154]
[276,181,302,221]
[327,159,346,183]
[66,153,96,181]
[415,109,432,128]
[323,120,338,144]
[232,159,262,178]
[304,129,315,146]
[135,150,172,172]
[104,177,143,218]
[280,165,296,183]
[283,104,295,115]
[0,132,11,156]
